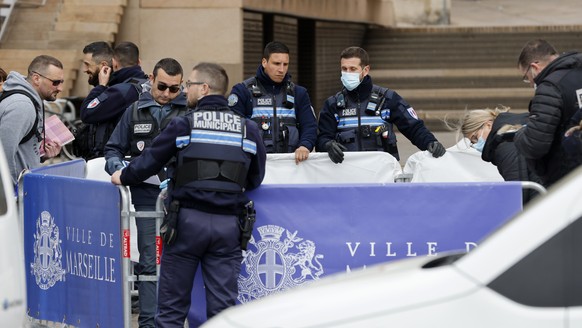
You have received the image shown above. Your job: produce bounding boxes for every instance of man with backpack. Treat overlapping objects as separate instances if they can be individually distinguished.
[0,55,64,186]
[78,41,148,159]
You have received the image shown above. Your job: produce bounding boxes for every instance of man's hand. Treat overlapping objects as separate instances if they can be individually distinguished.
[294,146,310,165]
[497,124,524,141]
[43,141,62,158]
[325,140,347,164]
[565,125,581,137]
[99,65,112,86]
[427,141,446,158]
[497,124,523,135]
[111,170,122,185]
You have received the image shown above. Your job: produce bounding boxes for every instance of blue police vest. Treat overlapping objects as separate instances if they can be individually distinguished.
[244,77,299,153]
[129,103,189,157]
[173,108,256,193]
[334,85,400,159]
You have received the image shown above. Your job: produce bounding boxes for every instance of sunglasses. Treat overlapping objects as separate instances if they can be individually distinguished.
[157,83,181,93]
[32,71,64,87]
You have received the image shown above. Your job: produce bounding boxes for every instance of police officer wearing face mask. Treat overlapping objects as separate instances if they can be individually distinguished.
[228,41,317,165]
[111,62,266,326]
[317,46,446,163]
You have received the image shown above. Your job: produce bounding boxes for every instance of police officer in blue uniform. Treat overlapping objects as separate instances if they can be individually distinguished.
[317,46,446,163]
[104,58,188,328]
[228,41,317,164]
[80,41,148,159]
[111,62,266,327]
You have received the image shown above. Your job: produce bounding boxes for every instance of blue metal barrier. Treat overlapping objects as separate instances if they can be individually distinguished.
[20,161,524,327]
[23,171,123,327]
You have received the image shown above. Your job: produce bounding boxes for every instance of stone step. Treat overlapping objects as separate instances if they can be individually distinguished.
[365,25,582,40]
[63,0,127,5]
[398,87,533,112]
[8,11,55,24]
[373,68,520,79]
[54,21,119,34]
[366,34,582,47]
[48,30,115,42]
[0,40,50,49]
[1,28,50,40]
[372,68,526,89]
[0,49,79,61]
[58,5,123,23]
[398,87,534,100]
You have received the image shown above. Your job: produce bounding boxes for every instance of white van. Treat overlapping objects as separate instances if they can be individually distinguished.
[202,167,582,328]
[0,142,26,327]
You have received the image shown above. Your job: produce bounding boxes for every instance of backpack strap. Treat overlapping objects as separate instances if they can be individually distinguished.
[123,77,148,96]
[0,90,42,144]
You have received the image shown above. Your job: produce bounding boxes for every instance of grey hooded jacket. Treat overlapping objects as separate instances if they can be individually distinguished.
[0,71,44,185]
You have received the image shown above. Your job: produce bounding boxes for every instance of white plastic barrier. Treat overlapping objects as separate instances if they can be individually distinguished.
[264,152,402,184]
[403,139,503,183]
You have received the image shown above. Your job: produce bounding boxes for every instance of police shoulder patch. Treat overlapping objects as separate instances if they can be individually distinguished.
[87,98,100,109]
[228,94,238,107]
[407,107,418,120]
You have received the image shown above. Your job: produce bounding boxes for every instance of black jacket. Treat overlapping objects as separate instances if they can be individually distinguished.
[514,52,582,186]
[482,112,542,204]
[80,65,148,159]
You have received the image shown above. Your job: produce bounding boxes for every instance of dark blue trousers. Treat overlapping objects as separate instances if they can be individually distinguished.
[155,207,242,328]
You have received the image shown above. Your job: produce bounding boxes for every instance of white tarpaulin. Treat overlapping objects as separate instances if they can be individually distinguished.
[403,139,503,183]
[264,152,402,184]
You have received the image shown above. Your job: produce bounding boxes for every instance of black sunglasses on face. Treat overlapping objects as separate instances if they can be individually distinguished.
[32,71,64,87]
[157,83,181,93]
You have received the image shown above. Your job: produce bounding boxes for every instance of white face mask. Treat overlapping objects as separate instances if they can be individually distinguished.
[341,71,362,91]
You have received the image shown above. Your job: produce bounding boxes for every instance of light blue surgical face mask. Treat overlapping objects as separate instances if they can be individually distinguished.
[472,137,486,153]
[341,71,362,91]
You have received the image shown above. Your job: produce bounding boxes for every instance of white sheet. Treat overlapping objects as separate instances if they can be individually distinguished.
[403,139,504,183]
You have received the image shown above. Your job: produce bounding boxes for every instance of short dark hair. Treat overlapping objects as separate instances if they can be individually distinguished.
[263,41,289,61]
[113,41,140,67]
[340,46,370,67]
[83,41,113,67]
[27,55,63,78]
[192,62,229,96]
[153,58,183,78]
[0,67,6,82]
[517,39,558,69]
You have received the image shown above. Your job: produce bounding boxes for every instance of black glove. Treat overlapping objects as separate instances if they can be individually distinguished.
[427,141,446,158]
[325,140,347,164]
[160,200,179,246]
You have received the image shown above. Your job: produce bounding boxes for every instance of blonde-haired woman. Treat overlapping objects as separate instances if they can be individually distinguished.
[449,107,541,204]
[447,107,507,151]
